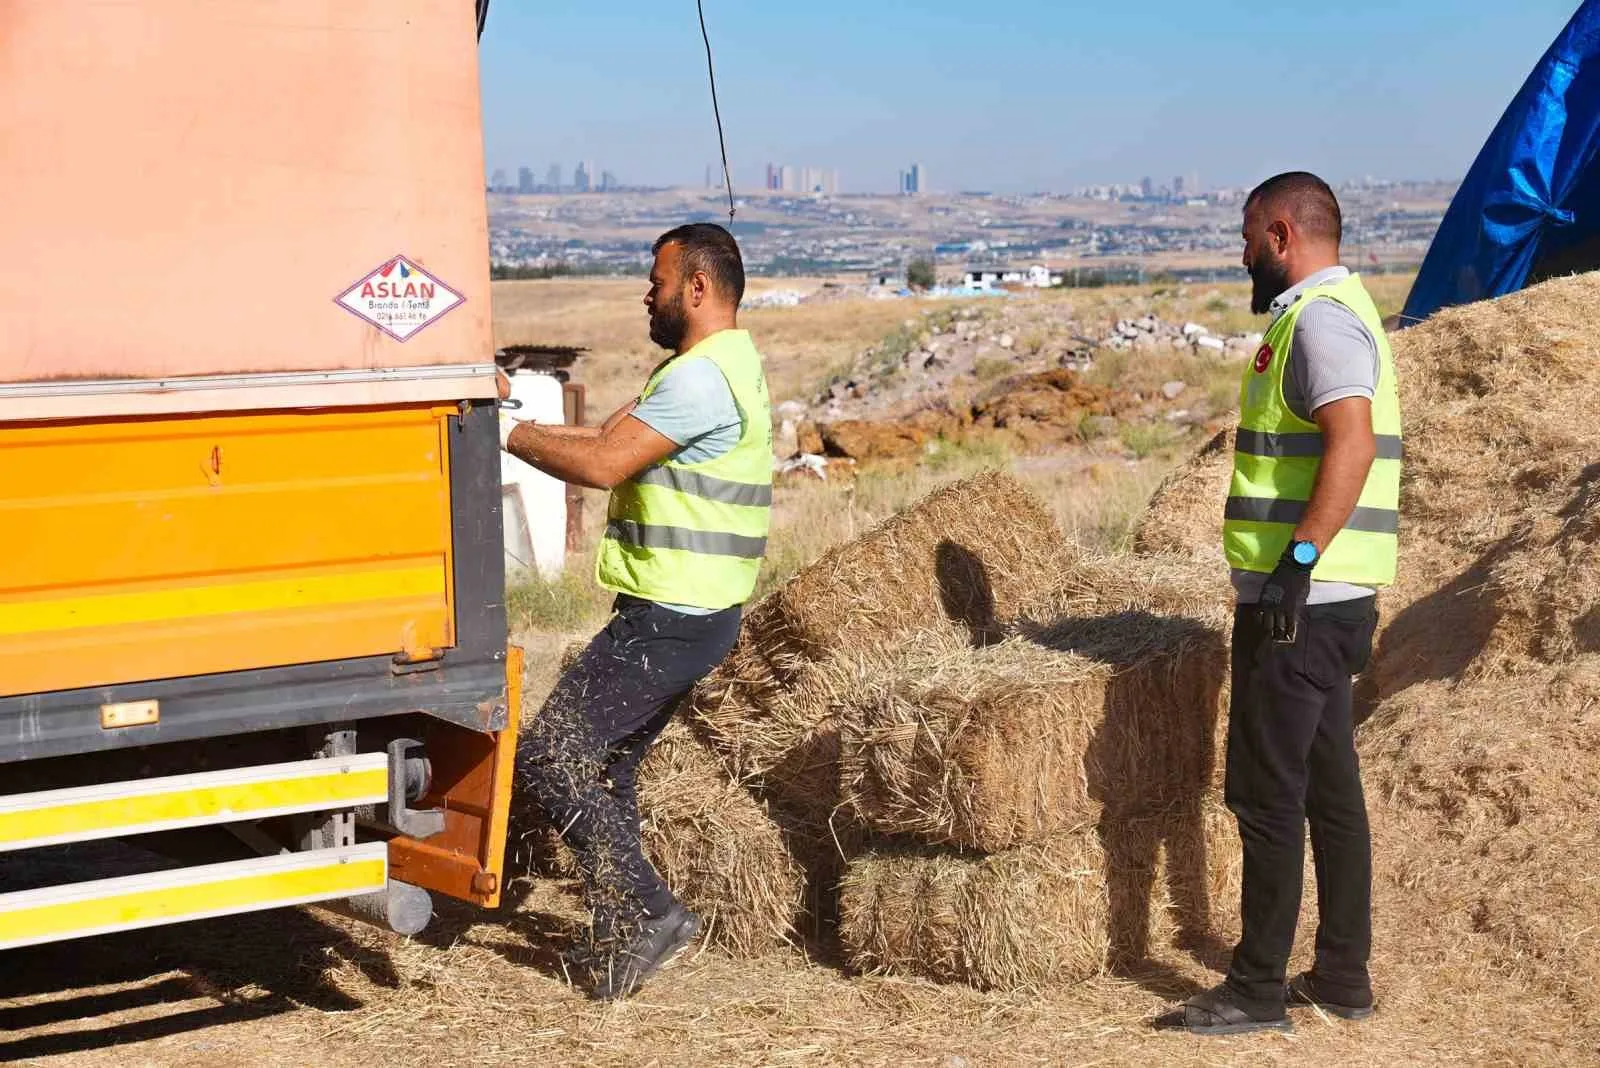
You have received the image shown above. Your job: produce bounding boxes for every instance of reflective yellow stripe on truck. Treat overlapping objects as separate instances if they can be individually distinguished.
[0,844,388,950]
[0,754,390,851]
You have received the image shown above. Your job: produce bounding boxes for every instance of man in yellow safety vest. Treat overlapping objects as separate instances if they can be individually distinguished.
[500,223,771,1000]
[1160,173,1401,1035]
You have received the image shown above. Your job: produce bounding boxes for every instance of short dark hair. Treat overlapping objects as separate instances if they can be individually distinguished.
[653,223,745,304]
[1246,171,1342,246]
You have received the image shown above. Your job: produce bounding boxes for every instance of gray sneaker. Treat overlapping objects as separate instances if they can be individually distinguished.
[586,903,701,1001]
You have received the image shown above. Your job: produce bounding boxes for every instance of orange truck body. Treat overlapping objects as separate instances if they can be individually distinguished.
[0,2,522,938]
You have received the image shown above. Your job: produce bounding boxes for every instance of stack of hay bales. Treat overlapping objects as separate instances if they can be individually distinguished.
[683,472,1080,922]
[831,559,1238,988]
[513,472,1078,958]
[1129,272,1600,1018]
[629,468,1241,986]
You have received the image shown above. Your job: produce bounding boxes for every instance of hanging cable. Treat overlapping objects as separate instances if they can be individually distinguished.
[697,0,736,223]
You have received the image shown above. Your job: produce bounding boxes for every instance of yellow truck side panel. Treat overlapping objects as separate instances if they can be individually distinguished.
[0,406,457,697]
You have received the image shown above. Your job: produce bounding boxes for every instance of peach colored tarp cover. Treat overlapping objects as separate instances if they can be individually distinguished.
[0,1,496,418]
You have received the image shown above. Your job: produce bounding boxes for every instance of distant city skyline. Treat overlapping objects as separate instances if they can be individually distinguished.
[477,1,1575,195]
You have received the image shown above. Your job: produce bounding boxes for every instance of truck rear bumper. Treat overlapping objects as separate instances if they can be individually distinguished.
[0,652,507,765]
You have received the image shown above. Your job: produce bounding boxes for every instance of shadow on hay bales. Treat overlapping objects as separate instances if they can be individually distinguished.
[1021,611,1233,983]
[935,540,1001,647]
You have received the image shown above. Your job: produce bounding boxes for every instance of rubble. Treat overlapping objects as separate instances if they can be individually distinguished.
[786,295,1251,466]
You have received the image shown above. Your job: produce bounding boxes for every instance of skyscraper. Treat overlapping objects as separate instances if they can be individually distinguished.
[1173,174,1185,197]
[901,163,925,195]
[517,166,535,194]
[779,164,798,193]
[546,164,561,192]
[573,161,593,193]
[1140,176,1154,199]
[489,168,508,192]
[599,170,618,192]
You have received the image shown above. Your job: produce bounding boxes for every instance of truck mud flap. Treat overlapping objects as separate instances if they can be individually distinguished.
[388,645,523,908]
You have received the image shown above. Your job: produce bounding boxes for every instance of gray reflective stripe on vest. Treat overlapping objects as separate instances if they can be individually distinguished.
[605,519,768,559]
[1224,497,1400,535]
[1235,429,1404,461]
[631,465,774,507]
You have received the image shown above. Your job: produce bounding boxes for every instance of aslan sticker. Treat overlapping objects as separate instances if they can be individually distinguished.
[335,255,465,342]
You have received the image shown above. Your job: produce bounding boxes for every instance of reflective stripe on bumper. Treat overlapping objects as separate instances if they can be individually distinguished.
[0,754,390,852]
[0,844,388,950]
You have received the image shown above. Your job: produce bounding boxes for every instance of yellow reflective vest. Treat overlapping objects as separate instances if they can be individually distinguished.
[1223,273,1402,586]
[596,329,773,609]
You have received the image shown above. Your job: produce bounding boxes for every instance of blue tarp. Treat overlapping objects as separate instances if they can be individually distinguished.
[1402,1,1600,325]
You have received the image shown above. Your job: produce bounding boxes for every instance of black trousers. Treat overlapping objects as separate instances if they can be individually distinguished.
[1224,596,1378,1005]
[516,595,741,934]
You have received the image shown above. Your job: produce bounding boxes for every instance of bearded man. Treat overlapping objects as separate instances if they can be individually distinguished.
[501,223,772,1001]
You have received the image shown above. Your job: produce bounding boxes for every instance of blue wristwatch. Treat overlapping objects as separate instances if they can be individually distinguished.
[1289,540,1320,568]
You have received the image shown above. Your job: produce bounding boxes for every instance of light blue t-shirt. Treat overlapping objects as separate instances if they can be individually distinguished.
[632,356,743,465]
[628,355,744,614]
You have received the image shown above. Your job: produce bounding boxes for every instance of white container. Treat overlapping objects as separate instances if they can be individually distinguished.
[501,372,569,578]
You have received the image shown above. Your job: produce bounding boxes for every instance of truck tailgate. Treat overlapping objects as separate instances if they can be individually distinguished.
[0,405,457,698]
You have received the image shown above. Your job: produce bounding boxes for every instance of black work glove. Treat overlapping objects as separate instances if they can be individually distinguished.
[1257,546,1315,644]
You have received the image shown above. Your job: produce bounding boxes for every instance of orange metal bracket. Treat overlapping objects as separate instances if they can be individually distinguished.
[388,644,523,908]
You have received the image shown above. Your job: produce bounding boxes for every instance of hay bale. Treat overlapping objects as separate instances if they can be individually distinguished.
[636,723,806,958]
[1362,660,1600,1016]
[687,472,1073,775]
[688,474,1072,776]
[838,826,1109,990]
[837,614,1227,852]
[838,799,1240,990]
[1011,549,1233,627]
[1386,272,1600,593]
[770,471,1074,655]
[1130,427,1232,563]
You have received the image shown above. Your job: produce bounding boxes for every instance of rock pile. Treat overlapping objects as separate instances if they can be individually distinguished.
[778,296,1259,466]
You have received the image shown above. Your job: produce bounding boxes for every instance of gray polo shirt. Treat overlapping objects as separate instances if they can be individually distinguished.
[1232,267,1380,606]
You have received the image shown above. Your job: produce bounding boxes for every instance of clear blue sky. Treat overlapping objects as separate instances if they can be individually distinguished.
[479,0,1581,194]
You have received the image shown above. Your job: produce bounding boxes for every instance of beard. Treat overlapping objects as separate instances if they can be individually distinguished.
[648,290,689,351]
[1249,247,1292,314]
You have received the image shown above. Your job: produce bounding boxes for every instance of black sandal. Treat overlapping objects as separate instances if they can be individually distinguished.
[1286,972,1375,1021]
[1153,983,1292,1035]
